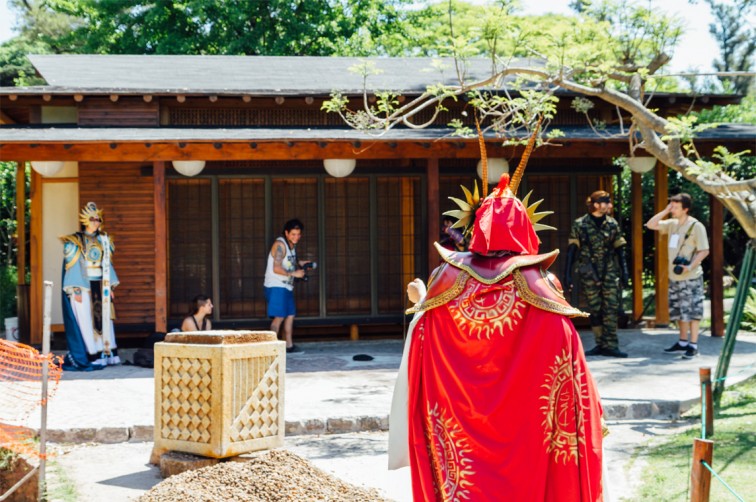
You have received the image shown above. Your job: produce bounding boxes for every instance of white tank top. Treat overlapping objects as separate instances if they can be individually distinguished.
[264,236,296,291]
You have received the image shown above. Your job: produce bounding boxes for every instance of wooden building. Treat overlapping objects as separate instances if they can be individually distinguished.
[1,55,753,344]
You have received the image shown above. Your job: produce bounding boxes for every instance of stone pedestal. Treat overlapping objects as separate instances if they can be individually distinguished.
[151,330,284,462]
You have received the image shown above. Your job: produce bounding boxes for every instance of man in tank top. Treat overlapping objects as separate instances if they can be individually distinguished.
[264,219,312,353]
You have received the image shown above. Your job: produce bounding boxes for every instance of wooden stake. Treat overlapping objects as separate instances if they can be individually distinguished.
[699,367,714,438]
[690,438,713,502]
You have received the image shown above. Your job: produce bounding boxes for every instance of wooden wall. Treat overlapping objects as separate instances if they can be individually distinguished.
[79,163,156,326]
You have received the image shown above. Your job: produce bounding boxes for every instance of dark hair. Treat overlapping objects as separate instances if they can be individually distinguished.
[586,190,611,208]
[282,219,304,234]
[190,295,210,315]
[669,193,692,211]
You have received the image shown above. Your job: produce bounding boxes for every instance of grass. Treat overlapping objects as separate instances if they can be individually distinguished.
[44,458,79,502]
[631,375,756,501]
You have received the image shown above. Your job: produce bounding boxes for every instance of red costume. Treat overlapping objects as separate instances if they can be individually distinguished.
[389,175,605,501]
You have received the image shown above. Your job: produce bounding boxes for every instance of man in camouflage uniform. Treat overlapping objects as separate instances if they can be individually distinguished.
[565,190,630,358]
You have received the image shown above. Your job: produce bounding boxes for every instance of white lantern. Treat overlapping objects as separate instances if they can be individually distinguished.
[30,161,65,177]
[172,160,206,177]
[323,159,356,178]
[476,158,509,184]
[626,157,656,174]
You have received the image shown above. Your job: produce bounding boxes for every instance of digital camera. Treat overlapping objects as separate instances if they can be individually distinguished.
[672,256,690,275]
[295,261,317,282]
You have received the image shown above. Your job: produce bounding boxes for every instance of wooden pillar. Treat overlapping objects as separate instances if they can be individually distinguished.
[349,324,359,341]
[690,439,714,502]
[153,161,167,333]
[30,169,42,345]
[631,172,643,320]
[16,161,26,285]
[426,158,440,273]
[709,195,724,337]
[654,164,670,325]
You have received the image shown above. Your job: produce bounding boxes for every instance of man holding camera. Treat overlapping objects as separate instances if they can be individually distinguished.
[264,219,315,353]
[565,190,630,358]
[646,193,710,359]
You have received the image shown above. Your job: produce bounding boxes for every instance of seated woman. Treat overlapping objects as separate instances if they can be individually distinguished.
[181,295,214,332]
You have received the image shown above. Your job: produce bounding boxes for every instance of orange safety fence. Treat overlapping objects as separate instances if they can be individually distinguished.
[0,339,63,459]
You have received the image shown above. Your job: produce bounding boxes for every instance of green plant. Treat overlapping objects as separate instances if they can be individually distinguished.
[0,447,17,471]
[727,286,756,332]
[0,265,17,322]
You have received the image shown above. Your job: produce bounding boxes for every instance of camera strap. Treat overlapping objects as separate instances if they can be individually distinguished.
[672,220,696,261]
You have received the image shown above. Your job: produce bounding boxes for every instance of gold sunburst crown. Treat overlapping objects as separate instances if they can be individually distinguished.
[79,202,104,227]
[443,183,556,237]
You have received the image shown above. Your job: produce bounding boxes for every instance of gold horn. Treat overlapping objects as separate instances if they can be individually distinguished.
[510,115,543,195]
[475,114,488,198]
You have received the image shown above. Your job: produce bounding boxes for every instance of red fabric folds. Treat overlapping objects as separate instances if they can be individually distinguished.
[407,277,604,501]
[468,189,539,255]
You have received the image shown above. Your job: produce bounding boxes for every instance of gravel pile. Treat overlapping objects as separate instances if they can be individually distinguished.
[138,449,391,501]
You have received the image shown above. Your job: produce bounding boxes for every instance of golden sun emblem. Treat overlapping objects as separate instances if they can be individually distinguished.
[539,349,590,464]
[448,279,526,339]
[425,402,476,501]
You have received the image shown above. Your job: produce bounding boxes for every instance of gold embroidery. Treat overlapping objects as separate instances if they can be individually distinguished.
[437,242,559,285]
[425,402,475,501]
[60,235,82,270]
[449,279,527,339]
[513,269,589,318]
[406,272,470,314]
[540,350,589,464]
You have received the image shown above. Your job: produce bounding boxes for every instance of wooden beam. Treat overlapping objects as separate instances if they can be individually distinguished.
[654,163,670,326]
[30,169,42,345]
[709,194,724,337]
[0,140,635,162]
[427,158,439,274]
[631,171,643,320]
[0,110,15,124]
[16,161,26,285]
[153,161,167,333]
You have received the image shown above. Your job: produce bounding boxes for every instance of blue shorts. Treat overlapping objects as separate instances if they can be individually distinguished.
[265,287,296,318]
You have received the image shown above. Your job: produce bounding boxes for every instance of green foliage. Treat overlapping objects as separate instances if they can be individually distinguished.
[0,447,17,471]
[0,266,17,322]
[0,37,50,86]
[695,95,756,125]
[727,287,756,332]
[45,0,418,57]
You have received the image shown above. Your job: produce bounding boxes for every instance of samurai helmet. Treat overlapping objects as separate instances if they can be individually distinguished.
[79,202,104,228]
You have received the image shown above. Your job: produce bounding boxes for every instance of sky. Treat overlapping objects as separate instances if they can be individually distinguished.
[0,0,747,73]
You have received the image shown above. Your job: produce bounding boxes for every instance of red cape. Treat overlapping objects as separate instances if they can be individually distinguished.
[406,256,604,501]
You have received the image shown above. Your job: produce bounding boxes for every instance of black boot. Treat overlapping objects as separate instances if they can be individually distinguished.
[601,347,628,358]
[584,346,603,356]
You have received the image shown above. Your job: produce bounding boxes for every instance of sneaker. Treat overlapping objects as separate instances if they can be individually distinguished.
[682,346,699,359]
[584,346,603,356]
[664,342,688,353]
[601,347,628,358]
[286,344,302,354]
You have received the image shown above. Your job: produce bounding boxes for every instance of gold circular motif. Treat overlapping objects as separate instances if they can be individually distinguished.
[448,279,526,339]
[425,403,474,501]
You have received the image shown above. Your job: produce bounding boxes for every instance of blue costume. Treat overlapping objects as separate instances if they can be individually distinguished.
[61,203,120,371]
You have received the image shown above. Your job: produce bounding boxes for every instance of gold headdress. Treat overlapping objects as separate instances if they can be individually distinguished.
[79,202,104,227]
[443,116,555,253]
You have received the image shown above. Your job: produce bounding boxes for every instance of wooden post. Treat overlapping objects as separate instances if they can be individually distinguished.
[654,163,669,326]
[426,158,440,274]
[709,195,724,337]
[349,323,359,341]
[699,367,714,438]
[30,169,42,345]
[631,172,643,320]
[690,438,714,502]
[16,161,26,285]
[153,161,167,333]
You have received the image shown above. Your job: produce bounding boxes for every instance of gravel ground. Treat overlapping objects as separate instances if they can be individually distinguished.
[136,449,390,502]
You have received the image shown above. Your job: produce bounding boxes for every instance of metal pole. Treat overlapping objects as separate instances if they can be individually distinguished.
[38,280,53,502]
[714,240,755,407]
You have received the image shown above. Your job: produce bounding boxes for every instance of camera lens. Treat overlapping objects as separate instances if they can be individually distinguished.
[673,265,683,275]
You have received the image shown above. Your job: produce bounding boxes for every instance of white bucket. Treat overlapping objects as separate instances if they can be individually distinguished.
[4,317,19,341]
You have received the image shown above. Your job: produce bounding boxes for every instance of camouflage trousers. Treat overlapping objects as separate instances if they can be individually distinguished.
[581,276,620,349]
[669,277,705,321]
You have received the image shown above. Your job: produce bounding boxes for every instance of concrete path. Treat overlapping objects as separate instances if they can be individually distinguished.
[9,328,756,501]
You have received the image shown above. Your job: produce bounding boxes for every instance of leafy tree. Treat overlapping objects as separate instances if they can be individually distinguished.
[690,0,756,94]
[45,0,419,56]
[325,0,756,239]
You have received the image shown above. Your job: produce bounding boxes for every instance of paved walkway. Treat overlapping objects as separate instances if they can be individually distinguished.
[24,327,756,443]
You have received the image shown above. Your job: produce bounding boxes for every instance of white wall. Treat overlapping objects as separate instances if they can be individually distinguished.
[42,180,79,324]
